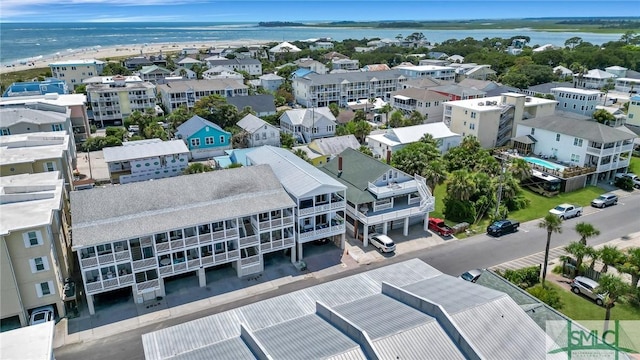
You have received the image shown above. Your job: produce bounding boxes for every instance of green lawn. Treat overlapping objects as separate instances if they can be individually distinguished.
[629,156,640,174]
[545,282,640,321]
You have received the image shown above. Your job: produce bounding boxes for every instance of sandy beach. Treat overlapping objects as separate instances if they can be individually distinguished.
[0,40,275,75]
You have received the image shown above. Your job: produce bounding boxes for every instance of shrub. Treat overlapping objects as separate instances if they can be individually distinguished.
[90,125,97,134]
[503,265,540,289]
[615,176,634,191]
[527,284,563,309]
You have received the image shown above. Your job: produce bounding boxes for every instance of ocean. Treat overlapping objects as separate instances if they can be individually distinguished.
[0,22,625,65]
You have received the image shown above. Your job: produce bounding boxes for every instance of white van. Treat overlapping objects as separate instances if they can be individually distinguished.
[368,233,396,253]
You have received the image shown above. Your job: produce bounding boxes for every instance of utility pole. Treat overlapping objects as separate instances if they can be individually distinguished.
[494,159,506,218]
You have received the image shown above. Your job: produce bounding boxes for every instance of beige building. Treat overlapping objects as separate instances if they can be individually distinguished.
[157,79,249,113]
[85,75,156,126]
[1,171,72,327]
[0,132,76,190]
[49,59,106,89]
[444,93,557,148]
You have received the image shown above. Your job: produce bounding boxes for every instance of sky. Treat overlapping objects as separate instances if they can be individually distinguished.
[0,0,639,23]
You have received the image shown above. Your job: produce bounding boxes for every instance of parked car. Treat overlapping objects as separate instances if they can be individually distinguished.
[29,305,55,326]
[591,193,618,208]
[459,269,483,283]
[615,173,640,189]
[486,219,520,237]
[368,233,396,253]
[549,203,582,220]
[570,276,604,306]
[428,217,454,237]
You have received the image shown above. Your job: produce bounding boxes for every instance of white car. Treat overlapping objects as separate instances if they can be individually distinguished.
[29,305,55,326]
[368,233,396,253]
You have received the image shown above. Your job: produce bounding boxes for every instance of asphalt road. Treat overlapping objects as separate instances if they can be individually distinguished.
[54,191,640,360]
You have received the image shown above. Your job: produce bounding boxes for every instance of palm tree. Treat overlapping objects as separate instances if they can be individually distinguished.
[508,158,532,182]
[423,160,447,194]
[353,120,372,144]
[595,274,629,332]
[293,148,310,162]
[575,222,600,245]
[619,247,640,288]
[586,246,600,270]
[564,241,589,272]
[446,170,476,201]
[380,103,392,124]
[538,214,563,287]
[599,245,624,273]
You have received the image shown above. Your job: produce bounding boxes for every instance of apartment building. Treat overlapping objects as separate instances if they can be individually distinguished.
[157,79,248,113]
[49,59,106,89]
[293,70,408,108]
[321,148,434,247]
[103,139,190,184]
[550,87,601,117]
[627,95,640,127]
[0,93,91,143]
[444,93,557,148]
[247,146,347,259]
[0,132,76,190]
[204,58,262,76]
[394,65,456,82]
[137,65,171,84]
[279,107,337,144]
[331,58,360,71]
[70,165,296,314]
[85,75,156,127]
[388,88,448,121]
[2,78,68,98]
[1,172,72,327]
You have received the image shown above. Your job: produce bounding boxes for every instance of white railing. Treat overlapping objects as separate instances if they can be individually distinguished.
[330,201,345,209]
[170,239,184,250]
[241,255,261,266]
[156,242,170,253]
[226,228,238,237]
[132,258,156,270]
[86,282,102,293]
[136,279,159,292]
[239,236,259,247]
[159,266,173,276]
[184,237,198,247]
[298,207,315,216]
[332,224,345,233]
[408,196,421,205]
[120,274,134,285]
[174,262,187,272]
[212,231,225,240]
[198,234,212,243]
[270,218,283,227]
[80,257,98,268]
[214,253,227,262]
[201,256,213,265]
[283,237,295,246]
[98,253,114,265]
[103,279,119,289]
[586,146,602,155]
[374,202,393,211]
[260,243,272,252]
[283,216,294,225]
[187,259,200,269]
[115,251,130,262]
[259,221,271,230]
[228,250,240,260]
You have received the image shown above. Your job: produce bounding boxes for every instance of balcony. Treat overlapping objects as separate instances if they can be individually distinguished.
[368,180,417,197]
[347,200,426,226]
[80,257,98,268]
[170,238,184,250]
[239,235,259,248]
[132,258,156,271]
[240,255,261,267]
[136,279,159,292]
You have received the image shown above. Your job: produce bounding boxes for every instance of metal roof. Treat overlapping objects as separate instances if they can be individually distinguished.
[310,135,360,156]
[237,114,269,133]
[0,107,69,127]
[0,321,55,360]
[157,79,247,94]
[70,165,296,247]
[142,259,553,360]
[226,94,276,115]
[246,146,346,199]
[176,115,229,139]
[102,140,189,163]
[293,70,405,86]
[279,107,336,128]
[519,115,636,143]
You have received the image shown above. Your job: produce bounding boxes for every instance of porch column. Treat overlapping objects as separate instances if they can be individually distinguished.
[382,222,388,235]
[340,233,345,250]
[423,213,429,231]
[18,311,27,327]
[87,294,95,315]
[298,241,304,261]
[157,277,166,297]
[363,226,369,247]
[290,241,296,263]
[403,217,409,236]
[198,267,206,287]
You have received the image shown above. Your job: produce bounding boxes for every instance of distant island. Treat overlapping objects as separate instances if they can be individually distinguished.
[258,21,306,27]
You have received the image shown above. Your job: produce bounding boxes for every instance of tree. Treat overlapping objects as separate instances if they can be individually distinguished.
[74,84,87,95]
[564,37,583,50]
[595,274,629,332]
[508,158,532,182]
[575,222,600,245]
[619,247,640,288]
[231,131,250,149]
[358,145,373,157]
[592,109,615,125]
[599,245,624,273]
[293,148,310,162]
[280,132,295,149]
[184,162,214,174]
[353,109,366,122]
[166,106,193,130]
[405,110,424,126]
[193,95,239,129]
[564,241,589,271]
[388,110,404,128]
[538,214,563,287]
[352,120,372,143]
[620,30,639,45]
[328,103,340,117]
[380,103,393,124]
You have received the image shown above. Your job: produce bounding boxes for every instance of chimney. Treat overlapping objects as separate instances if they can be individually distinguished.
[386,151,391,164]
[338,156,343,176]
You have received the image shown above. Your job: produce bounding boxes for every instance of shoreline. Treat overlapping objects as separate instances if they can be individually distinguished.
[0,40,275,75]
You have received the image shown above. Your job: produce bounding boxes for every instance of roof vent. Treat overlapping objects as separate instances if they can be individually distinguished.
[478,102,484,106]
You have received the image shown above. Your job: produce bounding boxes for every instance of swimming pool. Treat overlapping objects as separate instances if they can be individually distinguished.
[523,157,566,171]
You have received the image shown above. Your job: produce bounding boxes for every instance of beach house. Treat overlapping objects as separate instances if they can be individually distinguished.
[49,59,106,89]
[175,115,232,159]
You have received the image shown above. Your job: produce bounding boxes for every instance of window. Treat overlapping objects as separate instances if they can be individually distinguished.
[0,128,10,136]
[469,123,475,130]
[573,138,583,147]
[43,161,56,172]
[530,128,535,135]
[191,138,200,147]
[262,133,267,140]
[36,281,54,297]
[23,230,42,247]
[219,136,225,143]
[470,112,477,119]
[556,134,561,142]
[30,257,49,272]
[204,136,214,145]
[254,133,260,140]
[571,154,581,162]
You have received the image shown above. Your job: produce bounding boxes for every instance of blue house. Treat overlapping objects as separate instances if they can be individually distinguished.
[2,78,68,97]
[175,115,232,159]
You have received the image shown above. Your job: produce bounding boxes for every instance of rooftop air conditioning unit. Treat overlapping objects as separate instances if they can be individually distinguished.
[478,102,484,106]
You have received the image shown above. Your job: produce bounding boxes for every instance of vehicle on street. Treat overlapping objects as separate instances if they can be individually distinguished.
[459,269,483,283]
[428,217,454,237]
[549,203,582,220]
[486,219,520,237]
[570,276,604,306]
[29,305,55,325]
[615,173,640,189]
[591,193,618,208]
[368,233,396,253]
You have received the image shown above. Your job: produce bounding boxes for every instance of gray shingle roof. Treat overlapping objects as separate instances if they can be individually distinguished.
[206,58,261,66]
[279,107,336,128]
[142,259,553,360]
[390,88,449,102]
[310,135,360,156]
[70,165,295,247]
[102,140,189,163]
[226,94,276,114]
[520,115,636,143]
[176,115,229,139]
[247,146,346,199]
[0,107,69,127]
[236,114,269,133]
[431,84,486,97]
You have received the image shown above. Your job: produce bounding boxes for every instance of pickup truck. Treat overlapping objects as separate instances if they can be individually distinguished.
[549,203,583,220]
[615,173,640,189]
[486,219,520,237]
[428,217,454,237]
